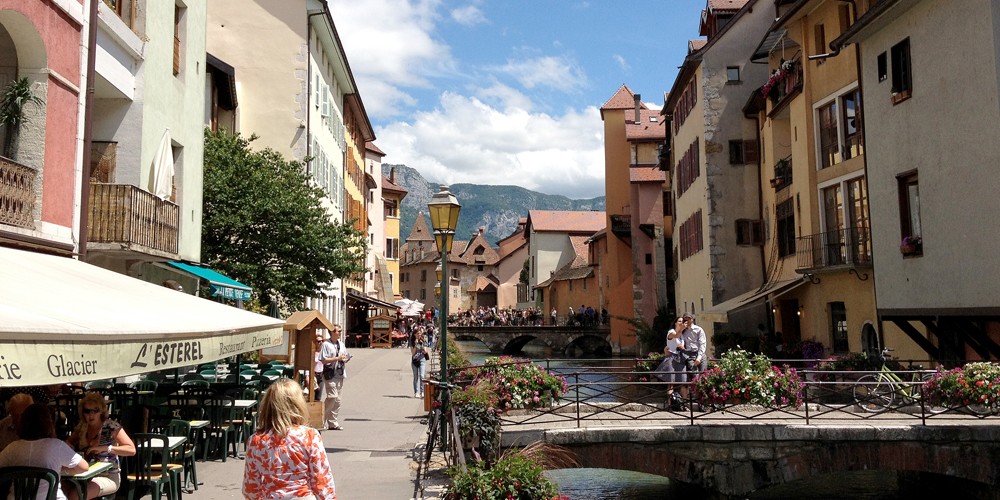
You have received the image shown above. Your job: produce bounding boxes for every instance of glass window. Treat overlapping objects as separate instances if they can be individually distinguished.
[726,66,740,82]
[818,101,839,168]
[842,89,863,160]
[890,38,912,94]
[830,302,848,353]
[823,185,846,265]
[777,199,796,258]
[897,172,922,256]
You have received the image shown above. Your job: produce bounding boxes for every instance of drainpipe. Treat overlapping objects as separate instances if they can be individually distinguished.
[78,0,99,259]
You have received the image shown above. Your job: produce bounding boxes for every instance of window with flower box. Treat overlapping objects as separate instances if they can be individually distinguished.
[897,171,922,257]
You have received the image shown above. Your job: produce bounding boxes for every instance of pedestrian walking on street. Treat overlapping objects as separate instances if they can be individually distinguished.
[320,326,351,431]
[243,378,337,500]
[411,333,430,398]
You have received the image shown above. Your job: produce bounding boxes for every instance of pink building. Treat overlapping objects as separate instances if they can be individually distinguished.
[0,1,85,255]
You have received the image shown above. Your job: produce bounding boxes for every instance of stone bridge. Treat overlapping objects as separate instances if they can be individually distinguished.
[502,423,1000,498]
[449,326,611,355]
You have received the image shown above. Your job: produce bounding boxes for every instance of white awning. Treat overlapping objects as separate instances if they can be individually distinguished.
[701,278,808,323]
[0,246,284,386]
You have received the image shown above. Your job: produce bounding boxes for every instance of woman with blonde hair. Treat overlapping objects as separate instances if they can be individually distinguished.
[66,392,135,500]
[243,378,336,500]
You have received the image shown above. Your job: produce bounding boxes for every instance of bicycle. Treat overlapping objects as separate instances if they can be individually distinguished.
[852,348,945,414]
[421,379,455,464]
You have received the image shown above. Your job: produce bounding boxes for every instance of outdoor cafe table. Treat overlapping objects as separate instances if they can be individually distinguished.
[66,460,113,500]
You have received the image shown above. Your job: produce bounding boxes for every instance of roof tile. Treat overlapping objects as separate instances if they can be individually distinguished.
[527,210,606,233]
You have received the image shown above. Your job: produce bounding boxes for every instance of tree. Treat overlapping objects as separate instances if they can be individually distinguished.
[0,77,44,160]
[202,130,368,311]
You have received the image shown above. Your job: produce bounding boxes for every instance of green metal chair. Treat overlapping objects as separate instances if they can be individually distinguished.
[0,466,58,500]
[85,379,114,390]
[129,379,159,392]
[164,419,199,493]
[123,433,181,500]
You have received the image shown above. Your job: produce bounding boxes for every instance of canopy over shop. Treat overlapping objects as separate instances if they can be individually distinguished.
[345,290,398,340]
[0,246,284,386]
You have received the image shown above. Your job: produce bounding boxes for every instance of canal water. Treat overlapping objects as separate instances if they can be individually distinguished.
[453,339,956,499]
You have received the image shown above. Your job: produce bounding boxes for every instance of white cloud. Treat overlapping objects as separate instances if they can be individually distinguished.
[613,54,629,71]
[375,92,605,199]
[329,0,456,116]
[495,55,587,93]
[450,5,486,26]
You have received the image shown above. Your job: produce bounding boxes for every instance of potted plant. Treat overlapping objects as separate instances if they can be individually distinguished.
[691,348,805,408]
[450,380,502,463]
[0,77,44,160]
[900,235,922,256]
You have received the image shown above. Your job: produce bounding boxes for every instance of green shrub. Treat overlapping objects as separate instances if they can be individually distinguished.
[451,381,502,462]
[444,453,561,500]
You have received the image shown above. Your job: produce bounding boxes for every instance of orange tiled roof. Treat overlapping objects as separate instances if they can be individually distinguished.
[630,166,666,183]
[689,39,708,53]
[382,174,408,194]
[625,108,666,141]
[568,235,590,265]
[527,210,606,234]
[457,230,500,265]
[406,212,434,242]
[534,262,594,289]
[601,84,640,111]
[365,141,386,157]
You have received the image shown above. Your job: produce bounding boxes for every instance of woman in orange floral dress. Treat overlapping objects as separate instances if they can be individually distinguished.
[243,378,336,500]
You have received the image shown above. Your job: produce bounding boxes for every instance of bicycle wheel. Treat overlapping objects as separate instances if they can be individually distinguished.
[424,409,440,463]
[853,374,895,412]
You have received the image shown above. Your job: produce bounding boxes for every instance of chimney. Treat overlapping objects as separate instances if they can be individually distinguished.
[390,166,396,183]
[479,226,485,235]
[634,93,642,124]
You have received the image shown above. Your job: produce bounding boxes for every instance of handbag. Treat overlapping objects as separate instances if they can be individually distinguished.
[322,363,339,380]
[411,349,427,366]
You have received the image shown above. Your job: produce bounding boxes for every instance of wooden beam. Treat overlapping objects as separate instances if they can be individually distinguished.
[892,319,940,359]
[953,318,1000,360]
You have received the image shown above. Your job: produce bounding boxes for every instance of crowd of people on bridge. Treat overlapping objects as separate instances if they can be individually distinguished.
[449,306,546,327]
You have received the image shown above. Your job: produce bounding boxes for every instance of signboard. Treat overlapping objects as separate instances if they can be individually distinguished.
[211,284,253,301]
[0,327,284,387]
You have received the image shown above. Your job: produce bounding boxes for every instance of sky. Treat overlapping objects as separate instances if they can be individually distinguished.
[329,0,707,200]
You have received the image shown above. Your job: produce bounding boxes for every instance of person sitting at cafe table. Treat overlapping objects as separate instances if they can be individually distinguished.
[0,393,33,451]
[0,403,89,500]
[65,392,135,500]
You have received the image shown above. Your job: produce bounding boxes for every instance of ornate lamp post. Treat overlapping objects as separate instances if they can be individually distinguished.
[427,185,460,451]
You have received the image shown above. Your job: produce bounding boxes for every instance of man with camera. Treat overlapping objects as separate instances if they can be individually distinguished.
[320,326,352,431]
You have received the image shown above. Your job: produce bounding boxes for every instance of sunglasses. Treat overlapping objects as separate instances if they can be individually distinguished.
[82,408,101,415]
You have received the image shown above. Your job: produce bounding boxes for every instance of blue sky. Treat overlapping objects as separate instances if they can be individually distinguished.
[330,0,707,199]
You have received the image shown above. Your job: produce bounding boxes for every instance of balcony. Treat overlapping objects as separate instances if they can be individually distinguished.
[0,156,35,229]
[796,226,873,271]
[610,214,631,238]
[88,183,179,257]
[770,156,792,191]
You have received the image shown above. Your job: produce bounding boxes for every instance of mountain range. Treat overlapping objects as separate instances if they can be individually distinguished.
[381,164,606,244]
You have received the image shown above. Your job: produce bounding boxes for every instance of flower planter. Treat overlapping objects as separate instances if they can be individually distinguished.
[900,243,922,257]
[891,89,911,105]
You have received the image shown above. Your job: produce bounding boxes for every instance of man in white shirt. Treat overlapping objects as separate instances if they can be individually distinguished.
[320,326,351,431]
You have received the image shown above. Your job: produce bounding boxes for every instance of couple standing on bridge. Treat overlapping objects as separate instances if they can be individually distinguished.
[655,313,707,410]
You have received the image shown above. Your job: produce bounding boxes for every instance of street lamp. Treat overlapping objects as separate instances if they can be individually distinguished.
[427,185,460,452]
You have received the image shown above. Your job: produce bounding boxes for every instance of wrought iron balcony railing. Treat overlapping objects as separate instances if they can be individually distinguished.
[0,156,35,229]
[796,226,873,270]
[88,183,179,256]
[610,214,631,237]
[770,156,792,191]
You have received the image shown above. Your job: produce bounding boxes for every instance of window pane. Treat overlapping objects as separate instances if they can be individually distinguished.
[819,102,840,167]
[907,183,921,236]
[842,90,863,160]
[823,185,845,265]
[727,66,740,81]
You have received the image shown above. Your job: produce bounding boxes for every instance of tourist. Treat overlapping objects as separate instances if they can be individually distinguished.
[0,393,32,451]
[66,392,136,500]
[411,333,430,398]
[0,403,89,500]
[655,318,688,410]
[243,378,336,500]
[320,325,351,431]
[681,313,707,371]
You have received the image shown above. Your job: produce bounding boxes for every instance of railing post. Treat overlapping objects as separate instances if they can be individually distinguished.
[575,372,581,428]
[804,375,810,425]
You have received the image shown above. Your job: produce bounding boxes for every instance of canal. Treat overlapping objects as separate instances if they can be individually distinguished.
[453,339,964,499]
